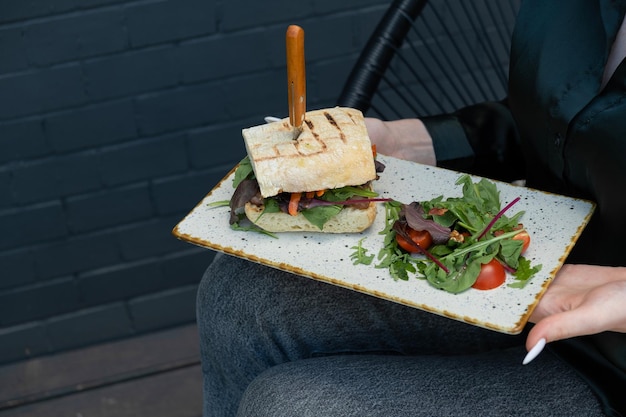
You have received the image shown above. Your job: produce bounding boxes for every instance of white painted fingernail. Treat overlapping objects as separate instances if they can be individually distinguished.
[522,338,546,365]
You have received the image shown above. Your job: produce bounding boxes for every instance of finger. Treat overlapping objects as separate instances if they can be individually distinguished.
[522,338,546,365]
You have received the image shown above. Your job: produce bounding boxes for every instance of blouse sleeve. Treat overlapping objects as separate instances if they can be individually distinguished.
[421,99,526,183]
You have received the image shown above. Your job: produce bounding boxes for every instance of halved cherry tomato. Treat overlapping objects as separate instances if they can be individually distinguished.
[396,227,433,252]
[472,259,506,290]
[513,231,530,254]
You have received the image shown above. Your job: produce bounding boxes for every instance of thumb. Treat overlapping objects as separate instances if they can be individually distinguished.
[522,311,580,365]
[527,280,626,350]
[526,307,604,351]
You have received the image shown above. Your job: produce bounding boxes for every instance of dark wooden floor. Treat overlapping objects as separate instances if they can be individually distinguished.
[0,324,202,417]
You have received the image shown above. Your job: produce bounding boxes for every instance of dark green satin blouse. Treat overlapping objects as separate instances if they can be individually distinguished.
[422,1,626,415]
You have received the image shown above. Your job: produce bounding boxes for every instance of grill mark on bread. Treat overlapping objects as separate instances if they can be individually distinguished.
[255,143,327,161]
[305,119,316,137]
[303,119,328,153]
[255,117,343,161]
[323,111,346,142]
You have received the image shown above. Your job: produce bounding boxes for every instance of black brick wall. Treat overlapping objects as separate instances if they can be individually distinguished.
[0,0,391,364]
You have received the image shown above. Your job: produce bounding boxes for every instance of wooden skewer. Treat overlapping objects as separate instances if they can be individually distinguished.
[286,25,306,138]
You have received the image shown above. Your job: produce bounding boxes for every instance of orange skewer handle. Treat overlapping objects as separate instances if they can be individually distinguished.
[286,25,306,131]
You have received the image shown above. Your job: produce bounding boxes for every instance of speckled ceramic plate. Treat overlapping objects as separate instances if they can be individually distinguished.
[173,155,595,334]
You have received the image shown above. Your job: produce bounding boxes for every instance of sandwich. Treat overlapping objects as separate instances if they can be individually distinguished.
[229,106,386,233]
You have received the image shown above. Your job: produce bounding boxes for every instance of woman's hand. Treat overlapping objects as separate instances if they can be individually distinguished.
[527,264,626,351]
[364,117,437,166]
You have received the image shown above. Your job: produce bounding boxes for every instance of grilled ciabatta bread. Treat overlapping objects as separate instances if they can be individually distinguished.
[242,107,377,198]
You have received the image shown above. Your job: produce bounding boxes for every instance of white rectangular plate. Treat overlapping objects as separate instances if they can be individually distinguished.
[173,155,595,334]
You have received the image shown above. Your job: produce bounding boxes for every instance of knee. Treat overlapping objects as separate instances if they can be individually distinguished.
[236,358,368,417]
[236,362,315,417]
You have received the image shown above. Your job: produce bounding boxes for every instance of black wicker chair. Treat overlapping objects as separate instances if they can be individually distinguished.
[337,0,521,120]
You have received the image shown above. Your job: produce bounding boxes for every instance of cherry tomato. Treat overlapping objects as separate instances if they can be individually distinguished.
[472,259,506,290]
[396,227,433,252]
[513,231,530,254]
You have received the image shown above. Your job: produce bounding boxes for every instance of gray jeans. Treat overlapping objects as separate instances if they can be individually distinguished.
[197,253,602,417]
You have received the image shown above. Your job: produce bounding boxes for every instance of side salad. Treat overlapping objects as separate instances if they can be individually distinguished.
[350,174,542,294]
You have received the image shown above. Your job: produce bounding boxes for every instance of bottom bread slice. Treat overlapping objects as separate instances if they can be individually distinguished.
[244,201,377,233]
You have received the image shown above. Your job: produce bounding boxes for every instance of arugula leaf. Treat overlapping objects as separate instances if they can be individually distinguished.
[262,198,281,213]
[388,256,417,281]
[426,255,483,294]
[492,210,524,232]
[499,238,523,269]
[301,205,343,230]
[233,156,254,188]
[350,238,375,265]
[378,200,401,231]
[322,185,379,201]
[474,178,501,215]
[509,257,542,288]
